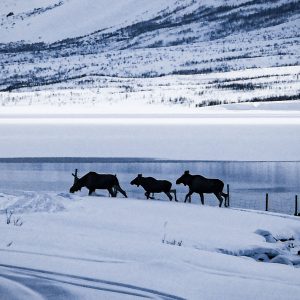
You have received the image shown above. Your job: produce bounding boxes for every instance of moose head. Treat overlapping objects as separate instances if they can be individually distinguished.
[69,169,81,193]
[69,180,82,193]
[130,174,143,187]
[176,170,191,186]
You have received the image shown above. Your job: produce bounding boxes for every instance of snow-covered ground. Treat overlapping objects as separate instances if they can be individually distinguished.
[0,193,299,299]
[1,65,299,113]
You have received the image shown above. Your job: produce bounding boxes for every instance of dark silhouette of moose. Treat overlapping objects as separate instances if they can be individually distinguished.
[176,170,228,207]
[130,174,177,201]
[70,171,127,198]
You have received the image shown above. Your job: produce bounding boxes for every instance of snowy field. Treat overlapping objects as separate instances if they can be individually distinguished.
[0,194,300,299]
[1,66,299,109]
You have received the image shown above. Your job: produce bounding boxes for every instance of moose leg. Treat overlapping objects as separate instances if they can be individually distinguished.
[145,192,155,199]
[108,188,114,197]
[184,191,193,203]
[221,192,228,207]
[200,193,204,205]
[115,185,127,198]
[88,189,95,196]
[170,189,178,202]
[214,192,223,207]
[164,191,173,201]
[108,187,116,198]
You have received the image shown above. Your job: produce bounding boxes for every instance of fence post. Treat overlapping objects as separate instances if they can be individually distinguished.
[265,193,269,211]
[295,195,298,216]
[227,184,230,207]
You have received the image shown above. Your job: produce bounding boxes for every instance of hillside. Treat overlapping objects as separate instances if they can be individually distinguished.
[0,0,299,95]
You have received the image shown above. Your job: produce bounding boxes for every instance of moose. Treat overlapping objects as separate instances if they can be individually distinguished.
[176,170,228,207]
[70,170,127,198]
[130,174,177,201]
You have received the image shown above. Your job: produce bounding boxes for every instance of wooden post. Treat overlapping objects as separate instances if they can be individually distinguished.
[295,195,298,216]
[72,169,78,184]
[265,193,269,211]
[227,184,230,207]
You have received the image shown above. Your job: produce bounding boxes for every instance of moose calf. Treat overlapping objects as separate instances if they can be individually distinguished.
[131,174,177,201]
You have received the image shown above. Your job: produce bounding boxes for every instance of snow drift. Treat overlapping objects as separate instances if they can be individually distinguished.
[0,192,300,299]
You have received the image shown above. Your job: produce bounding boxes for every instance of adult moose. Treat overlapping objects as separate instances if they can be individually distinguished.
[130,174,177,201]
[176,170,228,207]
[70,171,127,198]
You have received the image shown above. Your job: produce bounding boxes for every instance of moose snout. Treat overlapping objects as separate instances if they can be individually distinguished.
[130,180,139,187]
[69,185,77,193]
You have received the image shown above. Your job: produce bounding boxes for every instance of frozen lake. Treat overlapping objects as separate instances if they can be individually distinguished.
[0,116,300,161]
[0,159,299,215]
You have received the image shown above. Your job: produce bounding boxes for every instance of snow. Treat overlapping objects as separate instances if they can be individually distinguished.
[1,1,300,298]
[0,67,299,160]
[0,108,300,160]
[0,0,178,43]
[0,192,300,299]
[1,0,262,43]
[1,1,298,85]
[1,65,299,110]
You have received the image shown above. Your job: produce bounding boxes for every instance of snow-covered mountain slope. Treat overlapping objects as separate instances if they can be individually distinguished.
[0,0,299,96]
[0,0,178,43]
[1,0,299,45]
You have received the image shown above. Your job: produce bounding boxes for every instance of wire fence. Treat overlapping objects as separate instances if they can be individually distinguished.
[198,185,299,216]
[130,182,299,216]
[230,192,298,216]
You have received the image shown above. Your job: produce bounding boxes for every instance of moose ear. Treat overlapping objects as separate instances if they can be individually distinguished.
[184,170,190,175]
[138,174,142,177]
